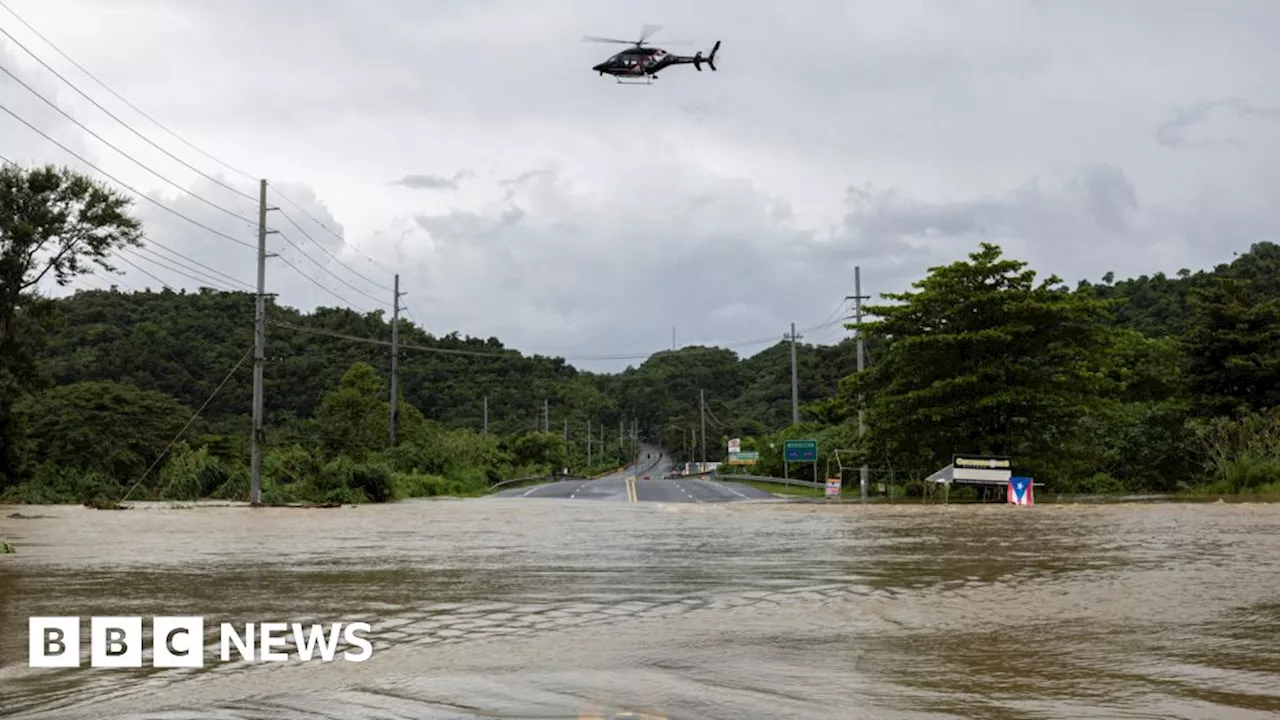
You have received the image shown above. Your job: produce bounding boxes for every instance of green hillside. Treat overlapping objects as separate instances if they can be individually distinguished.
[3,163,1279,503]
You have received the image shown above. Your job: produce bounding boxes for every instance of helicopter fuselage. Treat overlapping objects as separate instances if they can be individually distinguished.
[592,42,719,79]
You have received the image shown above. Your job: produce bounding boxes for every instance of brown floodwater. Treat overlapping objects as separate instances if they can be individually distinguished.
[1,498,1278,719]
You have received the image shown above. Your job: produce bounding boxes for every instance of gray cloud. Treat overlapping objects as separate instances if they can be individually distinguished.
[392,170,472,191]
[1155,99,1280,149]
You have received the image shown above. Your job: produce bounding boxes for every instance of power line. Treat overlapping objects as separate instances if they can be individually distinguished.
[0,1,394,292]
[120,345,253,503]
[271,188,396,274]
[0,0,258,184]
[127,245,246,292]
[73,273,103,291]
[123,246,231,290]
[820,298,850,325]
[85,269,132,292]
[6,147,254,295]
[274,253,366,310]
[268,319,523,359]
[275,207,392,292]
[0,23,257,203]
[0,4,404,311]
[112,252,171,289]
[0,100,257,250]
[0,59,256,226]
[274,229,391,308]
[139,237,255,291]
[8,135,377,313]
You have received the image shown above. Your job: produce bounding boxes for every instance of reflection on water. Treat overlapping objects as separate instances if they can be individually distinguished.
[2,499,1279,719]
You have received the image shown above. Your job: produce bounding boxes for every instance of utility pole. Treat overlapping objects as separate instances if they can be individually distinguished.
[564,417,569,442]
[599,423,604,462]
[619,419,624,460]
[672,326,676,351]
[483,396,488,436]
[543,399,549,434]
[587,420,592,468]
[847,267,871,502]
[699,389,707,471]
[786,322,803,427]
[250,179,278,507]
[389,274,405,447]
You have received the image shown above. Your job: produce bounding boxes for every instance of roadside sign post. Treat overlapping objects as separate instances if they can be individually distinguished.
[825,476,842,499]
[783,439,818,486]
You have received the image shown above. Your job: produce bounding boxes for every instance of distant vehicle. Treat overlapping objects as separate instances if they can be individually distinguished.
[584,24,720,85]
[643,474,651,480]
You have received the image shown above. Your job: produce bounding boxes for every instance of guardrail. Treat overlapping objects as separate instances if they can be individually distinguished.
[488,474,582,491]
[713,472,826,489]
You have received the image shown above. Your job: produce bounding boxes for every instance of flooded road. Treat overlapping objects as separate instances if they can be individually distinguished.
[2,498,1279,719]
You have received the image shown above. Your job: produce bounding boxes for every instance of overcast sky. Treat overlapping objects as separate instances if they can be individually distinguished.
[3,0,1278,372]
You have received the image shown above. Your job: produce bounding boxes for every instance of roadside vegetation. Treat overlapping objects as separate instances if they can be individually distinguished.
[2,163,1278,504]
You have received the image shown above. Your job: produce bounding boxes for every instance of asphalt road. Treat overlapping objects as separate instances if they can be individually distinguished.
[492,446,777,503]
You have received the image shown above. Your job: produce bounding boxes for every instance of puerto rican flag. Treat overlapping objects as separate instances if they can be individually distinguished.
[1008,476,1034,506]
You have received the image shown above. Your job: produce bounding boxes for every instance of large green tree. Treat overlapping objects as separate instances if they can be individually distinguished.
[842,243,1114,482]
[17,380,195,483]
[0,164,143,488]
[315,361,426,460]
[1182,275,1280,417]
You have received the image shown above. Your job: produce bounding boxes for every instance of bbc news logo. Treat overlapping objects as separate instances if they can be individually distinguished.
[29,617,373,668]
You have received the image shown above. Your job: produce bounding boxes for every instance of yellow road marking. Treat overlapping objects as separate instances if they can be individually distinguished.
[626,475,637,502]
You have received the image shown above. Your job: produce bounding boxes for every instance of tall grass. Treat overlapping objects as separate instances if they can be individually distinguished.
[1195,409,1280,494]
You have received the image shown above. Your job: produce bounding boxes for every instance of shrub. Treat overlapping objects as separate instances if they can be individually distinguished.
[349,463,392,503]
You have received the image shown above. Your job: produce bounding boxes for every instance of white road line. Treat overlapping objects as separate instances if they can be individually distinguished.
[522,485,541,497]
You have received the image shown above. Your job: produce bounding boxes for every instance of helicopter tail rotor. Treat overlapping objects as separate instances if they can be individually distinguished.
[707,41,720,71]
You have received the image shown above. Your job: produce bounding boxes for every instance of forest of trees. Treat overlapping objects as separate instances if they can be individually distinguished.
[2,163,1279,504]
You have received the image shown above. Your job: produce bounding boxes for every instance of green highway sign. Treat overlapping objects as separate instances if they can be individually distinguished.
[783,440,817,462]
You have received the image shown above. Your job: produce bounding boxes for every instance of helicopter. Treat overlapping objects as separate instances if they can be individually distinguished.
[584,24,720,85]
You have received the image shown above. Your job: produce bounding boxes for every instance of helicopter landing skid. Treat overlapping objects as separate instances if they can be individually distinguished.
[614,76,655,85]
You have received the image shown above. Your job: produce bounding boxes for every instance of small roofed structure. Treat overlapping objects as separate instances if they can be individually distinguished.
[924,455,1013,503]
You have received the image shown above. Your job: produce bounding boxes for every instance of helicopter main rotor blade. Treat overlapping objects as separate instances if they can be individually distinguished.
[638,23,663,43]
[582,35,635,44]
